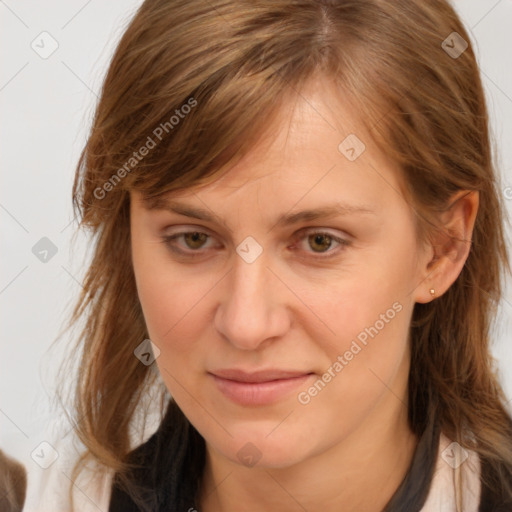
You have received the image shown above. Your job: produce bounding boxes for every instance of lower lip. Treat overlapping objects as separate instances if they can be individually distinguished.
[210,373,314,406]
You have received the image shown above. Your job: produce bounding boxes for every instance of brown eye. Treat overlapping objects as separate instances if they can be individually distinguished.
[161,231,214,257]
[182,232,208,249]
[308,233,334,253]
[294,229,351,259]
[161,228,350,260]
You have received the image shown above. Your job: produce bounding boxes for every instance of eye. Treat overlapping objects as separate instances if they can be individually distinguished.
[161,227,350,260]
[292,229,351,259]
[161,230,215,257]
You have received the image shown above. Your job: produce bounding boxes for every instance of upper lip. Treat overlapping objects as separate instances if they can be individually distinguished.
[210,368,312,383]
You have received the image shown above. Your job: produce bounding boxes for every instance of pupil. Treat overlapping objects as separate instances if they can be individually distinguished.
[187,232,205,248]
[311,234,331,252]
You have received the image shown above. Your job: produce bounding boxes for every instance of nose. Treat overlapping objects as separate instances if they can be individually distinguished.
[214,249,291,351]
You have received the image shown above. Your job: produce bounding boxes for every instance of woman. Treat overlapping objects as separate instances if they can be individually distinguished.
[23,0,512,510]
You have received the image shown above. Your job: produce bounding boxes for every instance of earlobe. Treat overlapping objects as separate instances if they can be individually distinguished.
[415,190,479,304]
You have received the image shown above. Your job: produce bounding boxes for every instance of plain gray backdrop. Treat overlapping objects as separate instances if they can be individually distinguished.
[1,0,511,480]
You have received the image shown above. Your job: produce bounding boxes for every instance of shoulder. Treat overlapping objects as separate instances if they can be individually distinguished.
[23,420,113,512]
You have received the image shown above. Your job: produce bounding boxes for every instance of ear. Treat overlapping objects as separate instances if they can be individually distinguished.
[414,190,479,304]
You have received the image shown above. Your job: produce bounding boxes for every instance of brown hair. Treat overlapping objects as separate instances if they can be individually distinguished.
[0,450,27,512]
[66,0,512,509]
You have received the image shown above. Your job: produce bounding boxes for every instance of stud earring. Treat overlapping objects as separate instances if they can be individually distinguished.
[429,288,435,296]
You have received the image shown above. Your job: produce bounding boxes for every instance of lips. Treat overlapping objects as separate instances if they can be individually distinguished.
[210,368,312,383]
[209,368,315,406]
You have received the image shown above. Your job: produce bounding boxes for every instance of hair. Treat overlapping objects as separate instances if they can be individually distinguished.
[0,450,27,512]
[66,0,512,509]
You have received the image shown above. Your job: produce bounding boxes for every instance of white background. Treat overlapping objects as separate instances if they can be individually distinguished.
[1,0,511,478]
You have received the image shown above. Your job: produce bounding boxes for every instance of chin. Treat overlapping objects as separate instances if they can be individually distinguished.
[211,426,318,469]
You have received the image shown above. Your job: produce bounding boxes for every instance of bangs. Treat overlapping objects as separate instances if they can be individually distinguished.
[81,0,383,208]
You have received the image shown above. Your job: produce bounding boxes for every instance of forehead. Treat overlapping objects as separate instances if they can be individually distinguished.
[136,77,409,220]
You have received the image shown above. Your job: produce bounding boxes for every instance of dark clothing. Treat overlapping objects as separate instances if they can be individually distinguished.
[109,400,511,511]
[110,400,441,511]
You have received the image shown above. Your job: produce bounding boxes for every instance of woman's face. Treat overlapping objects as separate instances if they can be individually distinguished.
[130,79,432,469]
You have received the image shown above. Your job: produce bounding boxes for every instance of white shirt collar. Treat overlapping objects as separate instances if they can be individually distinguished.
[420,432,481,512]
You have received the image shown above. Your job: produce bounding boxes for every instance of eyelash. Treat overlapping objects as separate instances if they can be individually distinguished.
[160,228,351,260]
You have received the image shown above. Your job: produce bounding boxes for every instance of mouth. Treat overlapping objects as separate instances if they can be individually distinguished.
[208,368,315,406]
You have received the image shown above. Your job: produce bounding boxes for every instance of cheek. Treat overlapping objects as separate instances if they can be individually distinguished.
[131,241,218,364]
[293,225,417,396]
[302,287,411,394]
[132,242,179,338]
[300,259,414,358]
[294,289,412,439]
[135,267,200,344]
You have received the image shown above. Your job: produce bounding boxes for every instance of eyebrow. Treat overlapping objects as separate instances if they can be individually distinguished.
[144,197,376,229]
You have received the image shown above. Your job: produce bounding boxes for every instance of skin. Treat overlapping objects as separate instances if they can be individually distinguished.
[130,77,478,511]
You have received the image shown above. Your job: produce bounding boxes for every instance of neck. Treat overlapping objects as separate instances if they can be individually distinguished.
[198,391,419,512]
